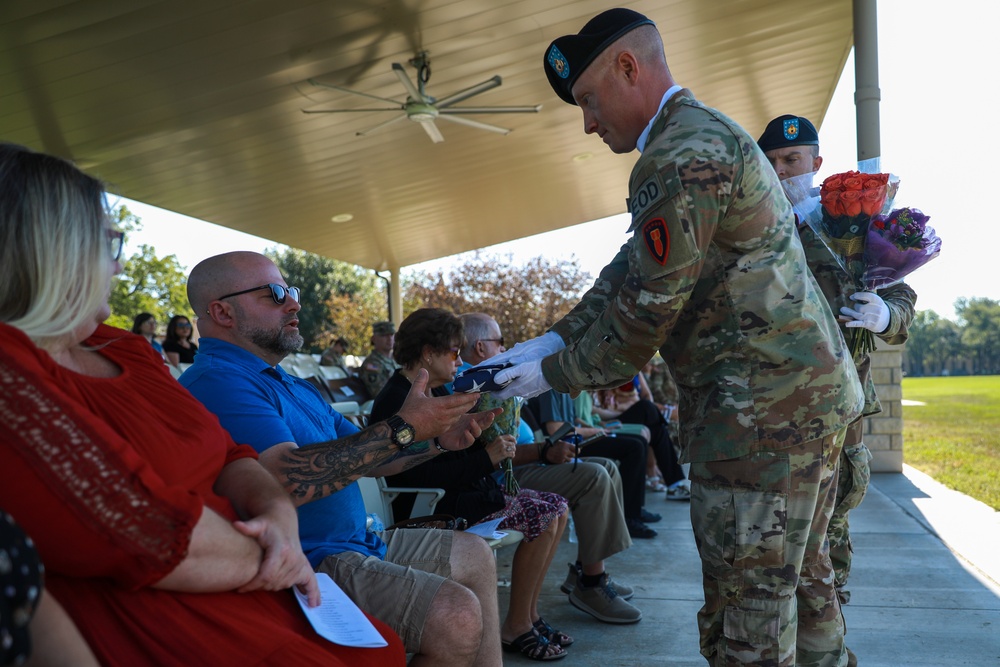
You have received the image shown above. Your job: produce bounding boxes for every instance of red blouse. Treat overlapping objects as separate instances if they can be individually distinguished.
[0,323,403,666]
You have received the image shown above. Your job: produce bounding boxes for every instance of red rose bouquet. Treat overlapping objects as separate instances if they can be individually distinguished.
[782,162,940,356]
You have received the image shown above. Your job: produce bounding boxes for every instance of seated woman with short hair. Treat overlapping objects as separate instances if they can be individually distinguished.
[370,307,571,661]
[0,142,404,667]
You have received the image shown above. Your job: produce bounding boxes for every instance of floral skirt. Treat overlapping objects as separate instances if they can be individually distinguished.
[481,489,568,542]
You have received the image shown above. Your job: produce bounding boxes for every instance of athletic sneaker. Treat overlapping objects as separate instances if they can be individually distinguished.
[569,573,642,624]
[559,562,634,599]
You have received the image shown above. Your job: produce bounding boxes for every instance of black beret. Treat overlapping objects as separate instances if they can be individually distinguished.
[544,8,655,105]
[756,114,819,152]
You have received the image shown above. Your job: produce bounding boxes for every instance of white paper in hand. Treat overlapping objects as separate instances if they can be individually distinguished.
[294,572,388,648]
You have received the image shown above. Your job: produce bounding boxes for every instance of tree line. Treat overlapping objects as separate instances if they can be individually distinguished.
[108,207,592,355]
[903,298,1000,377]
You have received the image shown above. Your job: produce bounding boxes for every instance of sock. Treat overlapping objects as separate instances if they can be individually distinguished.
[580,573,604,588]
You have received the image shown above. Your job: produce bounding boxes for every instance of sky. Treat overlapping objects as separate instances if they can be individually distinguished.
[121,0,997,323]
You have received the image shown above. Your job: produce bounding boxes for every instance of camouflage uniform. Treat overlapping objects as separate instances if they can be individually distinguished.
[359,350,398,398]
[645,356,679,406]
[542,91,865,666]
[798,220,916,602]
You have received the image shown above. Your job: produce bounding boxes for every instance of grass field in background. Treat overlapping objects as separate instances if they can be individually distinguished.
[902,375,1000,511]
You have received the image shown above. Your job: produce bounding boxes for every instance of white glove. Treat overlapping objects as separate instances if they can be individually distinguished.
[491,359,552,400]
[472,331,566,370]
[840,292,890,333]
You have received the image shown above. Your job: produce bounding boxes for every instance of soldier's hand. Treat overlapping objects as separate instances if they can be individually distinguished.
[840,291,890,333]
[471,331,565,372]
[397,369,480,441]
[492,359,552,400]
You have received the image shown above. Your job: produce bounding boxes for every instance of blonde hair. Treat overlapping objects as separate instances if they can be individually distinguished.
[0,142,114,349]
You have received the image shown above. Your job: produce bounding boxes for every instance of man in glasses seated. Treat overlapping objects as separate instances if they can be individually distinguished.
[180,251,507,667]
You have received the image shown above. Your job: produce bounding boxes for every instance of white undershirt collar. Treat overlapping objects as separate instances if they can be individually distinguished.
[637,84,683,153]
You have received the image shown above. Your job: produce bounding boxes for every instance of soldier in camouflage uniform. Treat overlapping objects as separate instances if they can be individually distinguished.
[359,321,399,398]
[484,9,865,667]
[758,115,917,605]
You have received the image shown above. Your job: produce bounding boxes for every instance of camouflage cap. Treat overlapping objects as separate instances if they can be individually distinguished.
[757,114,819,152]
[372,321,395,335]
[543,8,655,105]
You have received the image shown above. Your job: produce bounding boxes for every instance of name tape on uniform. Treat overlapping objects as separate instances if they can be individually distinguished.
[627,173,666,221]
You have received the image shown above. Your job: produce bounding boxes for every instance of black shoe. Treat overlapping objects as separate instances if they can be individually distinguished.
[640,508,662,523]
[626,518,657,539]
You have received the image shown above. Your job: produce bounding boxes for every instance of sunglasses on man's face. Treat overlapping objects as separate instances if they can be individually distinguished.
[215,283,301,305]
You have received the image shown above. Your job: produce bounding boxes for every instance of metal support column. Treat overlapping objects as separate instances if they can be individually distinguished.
[853,0,881,162]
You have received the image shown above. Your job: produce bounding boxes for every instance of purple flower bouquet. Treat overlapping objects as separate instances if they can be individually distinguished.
[862,207,942,290]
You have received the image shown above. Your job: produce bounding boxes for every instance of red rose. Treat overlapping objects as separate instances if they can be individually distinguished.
[860,186,887,216]
[821,190,843,217]
[822,174,846,192]
[843,175,864,192]
[841,189,863,217]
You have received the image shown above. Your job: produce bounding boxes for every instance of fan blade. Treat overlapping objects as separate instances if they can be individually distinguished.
[435,76,502,108]
[308,78,404,106]
[391,63,426,102]
[355,114,408,137]
[439,104,542,115]
[436,114,510,136]
[303,107,403,114]
[418,120,445,143]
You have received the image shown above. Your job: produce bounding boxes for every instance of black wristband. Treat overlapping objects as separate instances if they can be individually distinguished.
[433,438,447,453]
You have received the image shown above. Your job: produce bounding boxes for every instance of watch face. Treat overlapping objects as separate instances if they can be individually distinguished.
[396,425,415,445]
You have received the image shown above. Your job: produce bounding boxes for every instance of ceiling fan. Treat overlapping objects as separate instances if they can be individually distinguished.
[304,52,542,143]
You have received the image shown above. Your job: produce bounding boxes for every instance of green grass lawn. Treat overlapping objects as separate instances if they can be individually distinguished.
[902,375,1000,511]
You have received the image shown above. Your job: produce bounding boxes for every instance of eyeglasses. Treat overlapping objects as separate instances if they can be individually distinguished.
[215,283,301,305]
[175,322,192,329]
[108,230,124,261]
[445,347,461,361]
[481,337,504,347]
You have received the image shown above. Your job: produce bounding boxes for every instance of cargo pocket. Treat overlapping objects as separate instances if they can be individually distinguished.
[723,605,780,646]
[838,443,872,512]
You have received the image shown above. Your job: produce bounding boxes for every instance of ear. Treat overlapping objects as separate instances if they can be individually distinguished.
[205,301,236,328]
[616,50,640,84]
[813,155,824,172]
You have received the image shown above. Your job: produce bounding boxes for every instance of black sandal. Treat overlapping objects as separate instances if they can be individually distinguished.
[501,629,567,661]
[534,617,574,647]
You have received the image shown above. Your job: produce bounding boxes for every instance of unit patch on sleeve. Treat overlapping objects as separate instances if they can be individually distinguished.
[641,218,670,265]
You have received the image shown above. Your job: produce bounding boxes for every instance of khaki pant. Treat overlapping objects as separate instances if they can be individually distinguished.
[514,456,631,565]
[689,429,849,667]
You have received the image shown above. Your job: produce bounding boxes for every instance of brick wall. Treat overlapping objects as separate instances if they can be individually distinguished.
[864,342,904,472]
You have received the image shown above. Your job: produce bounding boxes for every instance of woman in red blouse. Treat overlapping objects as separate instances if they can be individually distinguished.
[0,142,404,666]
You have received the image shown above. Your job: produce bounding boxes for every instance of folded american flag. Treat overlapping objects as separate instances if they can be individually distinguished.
[452,363,514,394]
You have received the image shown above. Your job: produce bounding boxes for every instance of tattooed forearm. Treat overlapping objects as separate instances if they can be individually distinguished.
[274,422,446,503]
[278,422,398,502]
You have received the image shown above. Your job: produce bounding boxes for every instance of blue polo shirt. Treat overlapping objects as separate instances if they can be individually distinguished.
[180,338,385,566]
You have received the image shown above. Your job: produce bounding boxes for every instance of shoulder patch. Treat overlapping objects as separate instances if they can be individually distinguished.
[641,218,670,265]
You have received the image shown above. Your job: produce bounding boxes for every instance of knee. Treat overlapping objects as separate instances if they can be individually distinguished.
[424,581,484,657]
[451,532,497,579]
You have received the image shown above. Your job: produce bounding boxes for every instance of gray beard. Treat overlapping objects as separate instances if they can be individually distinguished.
[238,321,303,357]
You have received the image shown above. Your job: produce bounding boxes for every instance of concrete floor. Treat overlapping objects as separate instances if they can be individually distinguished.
[496,466,1000,666]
